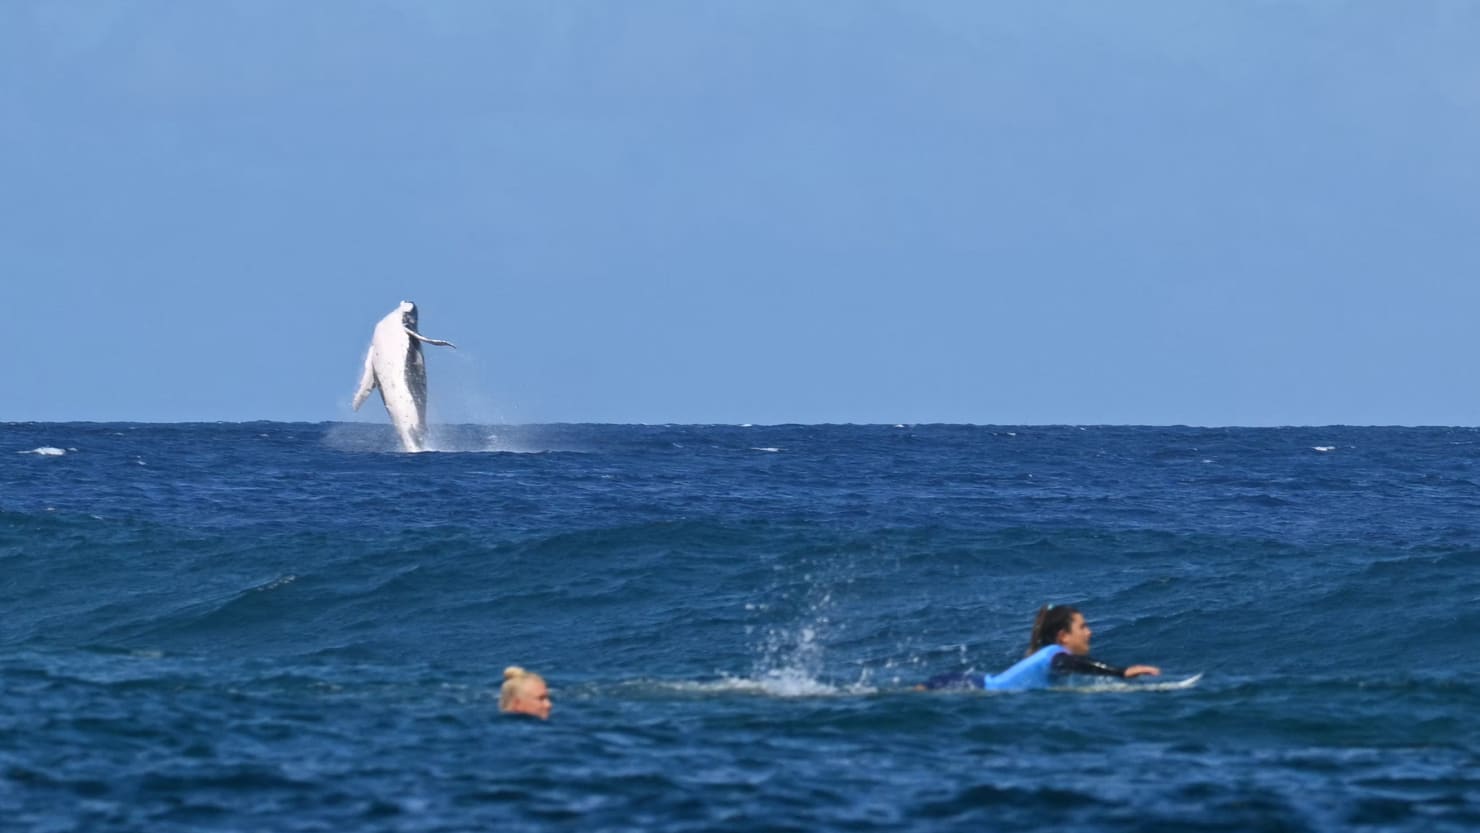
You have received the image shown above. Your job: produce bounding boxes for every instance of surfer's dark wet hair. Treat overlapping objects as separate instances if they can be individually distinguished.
[1028,604,1081,654]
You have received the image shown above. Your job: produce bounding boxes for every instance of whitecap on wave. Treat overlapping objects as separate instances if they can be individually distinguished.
[19,447,66,456]
[252,574,298,593]
[1313,446,1336,453]
[750,447,782,453]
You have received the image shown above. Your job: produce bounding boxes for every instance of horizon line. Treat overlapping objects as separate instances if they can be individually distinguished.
[5,419,1476,430]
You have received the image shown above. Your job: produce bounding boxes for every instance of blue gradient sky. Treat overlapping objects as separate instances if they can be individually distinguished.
[4,2,1478,425]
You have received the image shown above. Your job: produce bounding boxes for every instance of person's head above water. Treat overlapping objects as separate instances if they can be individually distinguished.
[499,666,552,720]
[1028,604,1093,655]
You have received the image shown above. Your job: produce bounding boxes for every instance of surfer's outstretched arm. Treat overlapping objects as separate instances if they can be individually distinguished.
[405,328,456,348]
[1051,653,1160,679]
[1051,653,1125,677]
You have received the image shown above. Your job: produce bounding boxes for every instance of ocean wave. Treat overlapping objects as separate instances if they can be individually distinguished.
[4,422,1480,832]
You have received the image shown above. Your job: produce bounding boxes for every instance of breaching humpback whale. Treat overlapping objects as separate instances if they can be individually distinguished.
[352,301,456,452]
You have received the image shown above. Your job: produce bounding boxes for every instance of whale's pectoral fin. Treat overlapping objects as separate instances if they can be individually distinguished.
[351,348,378,411]
[405,327,456,349]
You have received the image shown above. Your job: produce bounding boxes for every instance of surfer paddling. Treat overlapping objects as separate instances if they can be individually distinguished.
[918,605,1160,691]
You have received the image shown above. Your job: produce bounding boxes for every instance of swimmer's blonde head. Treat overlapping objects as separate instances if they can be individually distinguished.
[499,666,548,712]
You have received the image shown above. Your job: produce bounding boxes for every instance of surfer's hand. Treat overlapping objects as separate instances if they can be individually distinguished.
[1123,665,1161,678]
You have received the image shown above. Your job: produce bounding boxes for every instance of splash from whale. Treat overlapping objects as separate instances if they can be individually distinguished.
[351,301,456,452]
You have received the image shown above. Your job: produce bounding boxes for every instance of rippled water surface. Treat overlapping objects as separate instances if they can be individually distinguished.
[3,423,1478,831]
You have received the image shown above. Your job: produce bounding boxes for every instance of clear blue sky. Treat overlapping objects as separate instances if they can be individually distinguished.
[4,2,1478,425]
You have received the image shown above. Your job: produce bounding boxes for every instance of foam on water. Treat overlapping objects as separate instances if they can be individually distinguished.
[635,673,875,698]
[321,421,402,453]
[323,422,558,454]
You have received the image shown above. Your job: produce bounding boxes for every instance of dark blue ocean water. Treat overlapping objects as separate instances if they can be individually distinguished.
[2,423,1478,832]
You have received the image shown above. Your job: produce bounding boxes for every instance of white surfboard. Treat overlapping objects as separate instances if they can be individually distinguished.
[1060,672,1203,693]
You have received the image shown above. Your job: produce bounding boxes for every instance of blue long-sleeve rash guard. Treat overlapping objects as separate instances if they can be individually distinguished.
[921,645,1129,692]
